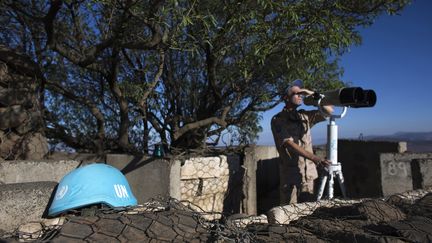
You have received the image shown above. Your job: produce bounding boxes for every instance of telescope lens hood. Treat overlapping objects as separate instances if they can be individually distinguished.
[350,89,377,108]
[339,87,364,105]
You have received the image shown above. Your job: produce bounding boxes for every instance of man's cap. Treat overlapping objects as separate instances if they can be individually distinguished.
[291,79,304,88]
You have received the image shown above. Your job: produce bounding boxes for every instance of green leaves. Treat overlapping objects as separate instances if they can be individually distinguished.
[0,0,410,152]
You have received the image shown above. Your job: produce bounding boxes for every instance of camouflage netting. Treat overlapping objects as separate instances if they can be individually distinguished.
[2,189,432,242]
[0,47,48,160]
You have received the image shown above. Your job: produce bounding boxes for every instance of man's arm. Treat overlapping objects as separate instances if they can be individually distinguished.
[299,88,334,117]
[283,138,331,167]
[320,105,334,116]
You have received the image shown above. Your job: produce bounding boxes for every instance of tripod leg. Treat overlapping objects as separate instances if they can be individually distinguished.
[316,175,328,201]
[328,172,335,199]
[336,171,347,198]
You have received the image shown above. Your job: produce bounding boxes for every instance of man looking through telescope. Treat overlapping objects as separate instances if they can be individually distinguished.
[271,79,332,205]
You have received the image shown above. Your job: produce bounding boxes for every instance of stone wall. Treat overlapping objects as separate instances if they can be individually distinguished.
[0,47,48,160]
[1,143,432,234]
[0,153,247,232]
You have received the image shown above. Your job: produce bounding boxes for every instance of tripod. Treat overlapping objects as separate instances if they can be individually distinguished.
[316,106,347,200]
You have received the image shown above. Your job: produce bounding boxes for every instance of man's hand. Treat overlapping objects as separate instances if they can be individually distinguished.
[312,156,331,167]
[297,88,315,96]
[319,159,332,167]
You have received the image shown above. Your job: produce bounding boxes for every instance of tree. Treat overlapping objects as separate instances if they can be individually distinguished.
[0,0,410,155]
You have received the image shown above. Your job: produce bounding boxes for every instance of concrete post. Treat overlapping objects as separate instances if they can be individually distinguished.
[243,145,281,215]
[243,146,257,215]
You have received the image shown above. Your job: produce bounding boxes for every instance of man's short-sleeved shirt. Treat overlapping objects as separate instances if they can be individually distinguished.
[271,108,326,184]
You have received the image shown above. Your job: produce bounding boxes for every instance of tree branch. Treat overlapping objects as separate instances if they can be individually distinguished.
[139,49,165,107]
[106,49,130,151]
[46,80,106,152]
[173,105,231,140]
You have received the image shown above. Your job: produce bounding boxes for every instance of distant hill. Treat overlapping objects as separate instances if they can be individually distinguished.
[314,131,432,153]
[365,131,432,153]
[366,131,432,141]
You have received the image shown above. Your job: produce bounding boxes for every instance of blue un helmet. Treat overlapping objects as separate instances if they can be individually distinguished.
[48,163,137,216]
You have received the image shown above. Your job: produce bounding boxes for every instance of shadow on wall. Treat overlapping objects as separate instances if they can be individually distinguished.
[256,158,280,214]
[223,155,245,215]
[120,156,159,175]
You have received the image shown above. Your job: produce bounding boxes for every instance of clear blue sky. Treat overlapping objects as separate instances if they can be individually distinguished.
[257,0,432,145]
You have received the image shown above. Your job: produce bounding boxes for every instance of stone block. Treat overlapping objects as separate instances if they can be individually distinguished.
[180,156,228,179]
[0,160,80,184]
[380,153,432,195]
[412,159,432,189]
[0,181,57,233]
[398,142,408,153]
[380,156,413,196]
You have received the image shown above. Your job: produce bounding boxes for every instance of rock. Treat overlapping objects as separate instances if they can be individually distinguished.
[267,199,362,224]
[227,214,268,228]
[358,199,406,223]
[41,217,66,229]
[17,222,43,241]
[21,132,49,160]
